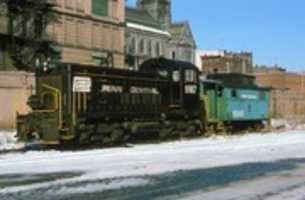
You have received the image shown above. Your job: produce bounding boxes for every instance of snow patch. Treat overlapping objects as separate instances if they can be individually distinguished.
[271,119,305,131]
[0,131,21,151]
[55,178,150,195]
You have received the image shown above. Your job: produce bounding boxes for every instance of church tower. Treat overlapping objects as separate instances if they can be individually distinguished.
[137,0,172,29]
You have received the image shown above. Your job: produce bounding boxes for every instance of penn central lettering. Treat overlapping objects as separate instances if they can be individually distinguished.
[240,94,258,100]
[130,87,159,94]
[101,85,159,94]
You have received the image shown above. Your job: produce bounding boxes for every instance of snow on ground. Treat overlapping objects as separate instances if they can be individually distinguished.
[0,130,23,151]
[271,118,305,131]
[1,129,305,194]
[180,164,305,200]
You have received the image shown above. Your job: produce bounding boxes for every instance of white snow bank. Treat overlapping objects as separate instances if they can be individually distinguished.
[0,131,20,151]
[1,130,305,194]
[271,119,291,130]
[271,118,305,131]
[55,178,150,195]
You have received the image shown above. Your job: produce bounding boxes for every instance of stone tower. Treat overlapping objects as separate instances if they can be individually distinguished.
[137,0,172,29]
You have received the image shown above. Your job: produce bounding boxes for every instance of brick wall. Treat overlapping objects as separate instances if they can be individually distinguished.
[0,71,35,129]
[255,71,305,119]
[199,51,253,74]
[270,90,305,119]
[255,71,305,93]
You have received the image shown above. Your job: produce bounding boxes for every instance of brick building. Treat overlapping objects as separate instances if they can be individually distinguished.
[0,0,126,128]
[48,0,125,67]
[196,50,253,74]
[255,66,305,119]
[255,66,305,93]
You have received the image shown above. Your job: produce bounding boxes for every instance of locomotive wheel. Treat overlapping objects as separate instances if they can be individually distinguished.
[185,125,196,137]
[75,123,92,146]
[111,128,125,144]
[159,127,173,140]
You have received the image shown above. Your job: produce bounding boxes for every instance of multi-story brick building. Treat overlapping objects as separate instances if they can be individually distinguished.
[48,0,125,67]
[196,50,253,74]
[1,0,126,69]
[0,0,126,128]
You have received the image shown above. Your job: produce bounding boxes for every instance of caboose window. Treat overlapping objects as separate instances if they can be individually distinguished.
[217,87,223,97]
[231,90,237,98]
[260,91,266,99]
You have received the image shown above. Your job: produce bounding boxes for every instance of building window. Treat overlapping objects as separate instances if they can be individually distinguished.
[147,40,152,56]
[172,51,176,59]
[64,0,74,10]
[139,39,144,54]
[53,15,63,43]
[155,42,161,56]
[64,17,76,46]
[129,37,136,54]
[111,0,119,19]
[92,0,108,16]
[76,20,85,47]
[92,23,100,49]
[0,47,4,67]
[76,0,85,12]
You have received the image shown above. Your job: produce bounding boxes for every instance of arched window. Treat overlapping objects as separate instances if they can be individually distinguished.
[130,37,136,54]
[138,39,145,54]
[172,51,176,59]
[148,40,152,56]
[155,42,161,56]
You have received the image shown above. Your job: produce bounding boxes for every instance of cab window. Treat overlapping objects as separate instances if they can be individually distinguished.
[231,90,237,98]
[185,70,197,82]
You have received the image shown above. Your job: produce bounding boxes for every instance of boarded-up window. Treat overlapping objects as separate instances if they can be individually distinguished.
[112,27,119,51]
[100,25,105,49]
[64,0,74,10]
[92,23,101,49]
[92,0,108,16]
[77,20,85,47]
[76,0,85,12]
[104,25,111,49]
[64,17,76,45]
[111,0,118,19]
[54,16,64,44]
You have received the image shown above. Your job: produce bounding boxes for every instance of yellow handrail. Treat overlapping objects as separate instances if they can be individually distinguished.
[41,84,63,129]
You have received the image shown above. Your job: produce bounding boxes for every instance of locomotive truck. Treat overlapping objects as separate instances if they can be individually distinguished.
[16,58,270,146]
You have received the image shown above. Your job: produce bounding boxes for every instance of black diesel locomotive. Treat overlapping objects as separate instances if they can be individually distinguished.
[17,58,203,146]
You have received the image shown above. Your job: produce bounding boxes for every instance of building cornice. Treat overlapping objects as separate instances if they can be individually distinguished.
[127,22,171,37]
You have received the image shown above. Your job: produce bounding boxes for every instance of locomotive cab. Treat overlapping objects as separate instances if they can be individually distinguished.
[140,57,201,119]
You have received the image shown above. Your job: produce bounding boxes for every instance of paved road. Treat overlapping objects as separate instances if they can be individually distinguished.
[2,131,305,200]
[1,158,305,200]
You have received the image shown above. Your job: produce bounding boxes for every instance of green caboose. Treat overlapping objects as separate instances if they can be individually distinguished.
[200,73,270,131]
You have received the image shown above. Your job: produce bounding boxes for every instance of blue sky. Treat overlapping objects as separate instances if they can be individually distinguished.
[127,0,305,71]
